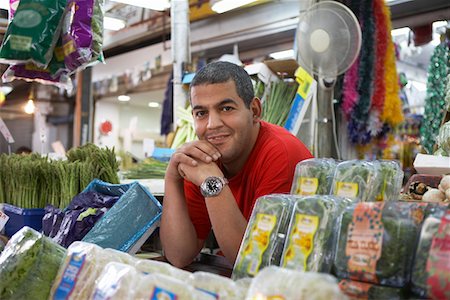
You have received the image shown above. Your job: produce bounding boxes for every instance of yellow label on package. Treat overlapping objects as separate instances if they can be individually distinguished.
[335,182,359,198]
[283,214,319,270]
[295,67,314,99]
[296,177,319,195]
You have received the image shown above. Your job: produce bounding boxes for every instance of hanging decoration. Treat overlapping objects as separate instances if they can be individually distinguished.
[419,42,449,154]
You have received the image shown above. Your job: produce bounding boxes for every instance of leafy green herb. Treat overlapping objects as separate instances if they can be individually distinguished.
[291,158,336,195]
[376,161,403,201]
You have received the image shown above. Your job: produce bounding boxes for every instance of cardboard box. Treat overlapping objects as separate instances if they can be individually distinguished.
[245,62,279,84]
[413,153,450,176]
[263,59,299,79]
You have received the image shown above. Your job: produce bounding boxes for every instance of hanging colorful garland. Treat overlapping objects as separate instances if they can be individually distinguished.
[419,42,449,154]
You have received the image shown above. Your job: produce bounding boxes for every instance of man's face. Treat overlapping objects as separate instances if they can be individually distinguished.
[190,80,259,164]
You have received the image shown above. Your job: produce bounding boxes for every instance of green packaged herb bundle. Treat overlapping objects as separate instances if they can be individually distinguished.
[0,227,66,300]
[232,194,293,280]
[281,195,347,273]
[334,202,418,288]
[331,160,381,202]
[290,158,336,196]
[0,0,67,68]
[375,160,404,201]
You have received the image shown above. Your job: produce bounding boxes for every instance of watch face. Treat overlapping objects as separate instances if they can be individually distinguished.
[201,176,226,197]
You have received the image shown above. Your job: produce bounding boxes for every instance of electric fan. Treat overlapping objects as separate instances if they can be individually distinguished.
[295,0,361,158]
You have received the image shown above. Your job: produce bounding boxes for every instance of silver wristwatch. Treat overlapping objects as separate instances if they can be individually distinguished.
[200,176,228,197]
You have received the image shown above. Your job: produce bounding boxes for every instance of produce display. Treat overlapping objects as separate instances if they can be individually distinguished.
[232,194,292,279]
[421,174,450,203]
[121,157,168,179]
[376,160,404,201]
[338,279,405,300]
[246,266,346,300]
[0,227,66,300]
[189,271,244,299]
[331,160,380,202]
[261,80,298,127]
[281,195,350,273]
[290,158,336,195]
[334,202,418,287]
[91,262,138,300]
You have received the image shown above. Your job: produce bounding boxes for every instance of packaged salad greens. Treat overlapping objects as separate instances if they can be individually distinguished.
[281,195,350,273]
[290,158,336,195]
[0,227,66,300]
[333,202,418,287]
[411,206,450,299]
[338,279,405,300]
[189,271,245,299]
[375,161,403,201]
[232,194,293,280]
[245,266,346,300]
[0,0,67,67]
[331,160,381,202]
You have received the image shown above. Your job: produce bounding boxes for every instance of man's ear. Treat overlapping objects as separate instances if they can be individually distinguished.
[250,97,262,122]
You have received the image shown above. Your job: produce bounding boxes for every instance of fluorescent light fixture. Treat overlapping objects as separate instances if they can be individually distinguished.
[269,49,294,60]
[148,102,160,108]
[104,16,126,31]
[211,0,259,13]
[391,27,410,37]
[118,95,131,102]
[110,0,170,11]
[24,99,35,114]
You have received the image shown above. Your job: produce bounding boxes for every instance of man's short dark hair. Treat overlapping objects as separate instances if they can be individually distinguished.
[190,61,254,108]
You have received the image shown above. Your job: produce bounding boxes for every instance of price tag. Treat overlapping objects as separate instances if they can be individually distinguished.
[0,210,9,231]
[294,67,314,99]
[0,117,15,144]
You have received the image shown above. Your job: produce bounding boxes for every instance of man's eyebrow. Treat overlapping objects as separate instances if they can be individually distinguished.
[192,98,238,111]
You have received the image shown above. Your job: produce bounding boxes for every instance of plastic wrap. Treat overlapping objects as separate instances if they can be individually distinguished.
[232,194,293,280]
[189,271,244,299]
[334,202,419,287]
[290,158,336,195]
[0,0,67,67]
[281,195,347,273]
[376,160,403,201]
[81,179,162,253]
[245,266,346,300]
[339,279,405,300]
[436,121,450,154]
[91,262,139,300]
[0,227,66,300]
[331,160,380,202]
[411,206,449,298]
[49,241,136,300]
[133,258,173,275]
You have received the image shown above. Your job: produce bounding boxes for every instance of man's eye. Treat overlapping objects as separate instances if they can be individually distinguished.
[222,106,234,112]
[195,111,206,118]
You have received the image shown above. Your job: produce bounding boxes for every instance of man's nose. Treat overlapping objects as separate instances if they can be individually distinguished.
[207,112,223,129]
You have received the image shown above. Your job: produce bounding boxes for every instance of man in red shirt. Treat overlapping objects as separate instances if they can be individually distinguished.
[160,61,312,268]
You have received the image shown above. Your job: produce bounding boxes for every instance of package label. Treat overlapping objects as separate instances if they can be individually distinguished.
[339,279,372,300]
[427,211,450,299]
[335,182,359,198]
[283,214,319,270]
[296,177,319,195]
[54,252,86,299]
[346,202,384,283]
[150,286,177,300]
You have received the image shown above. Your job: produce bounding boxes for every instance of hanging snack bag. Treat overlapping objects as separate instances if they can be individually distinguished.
[375,160,404,201]
[331,160,380,202]
[0,0,67,68]
[281,195,348,273]
[232,194,292,280]
[334,202,418,287]
[291,158,336,195]
[0,227,66,300]
[411,206,450,298]
[246,266,346,300]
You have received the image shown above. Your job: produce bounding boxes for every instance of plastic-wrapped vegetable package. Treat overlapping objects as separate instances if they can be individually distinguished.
[245,266,346,300]
[281,195,349,273]
[331,160,381,202]
[333,202,419,287]
[133,258,173,275]
[411,206,450,298]
[0,227,66,300]
[290,158,336,195]
[0,0,67,67]
[91,262,139,300]
[49,241,136,300]
[232,194,293,279]
[338,279,405,300]
[375,160,403,201]
[189,271,245,299]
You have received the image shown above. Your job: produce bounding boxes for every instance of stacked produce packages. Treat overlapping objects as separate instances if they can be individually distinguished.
[232,194,292,279]
[188,271,247,299]
[0,227,66,300]
[290,158,336,195]
[245,266,346,300]
[331,160,381,202]
[334,202,419,290]
[411,206,450,299]
[280,195,352,273]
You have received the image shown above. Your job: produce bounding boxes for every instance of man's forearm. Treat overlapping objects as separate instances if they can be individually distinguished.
[160,179,202,268]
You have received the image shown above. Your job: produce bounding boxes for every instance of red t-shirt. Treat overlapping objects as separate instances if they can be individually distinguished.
[184,121,313,240]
